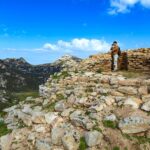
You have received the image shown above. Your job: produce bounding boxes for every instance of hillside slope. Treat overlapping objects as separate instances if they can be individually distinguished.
[0,52,150,150]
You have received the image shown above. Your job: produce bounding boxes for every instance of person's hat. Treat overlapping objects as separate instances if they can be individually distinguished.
[113,41,117,44]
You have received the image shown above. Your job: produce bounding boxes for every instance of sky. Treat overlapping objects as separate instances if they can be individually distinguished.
[0,0,150,64]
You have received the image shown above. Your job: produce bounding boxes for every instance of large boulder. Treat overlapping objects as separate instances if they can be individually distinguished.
[119,114,150,134]
[124,97,142,109]
[118,87,137,95]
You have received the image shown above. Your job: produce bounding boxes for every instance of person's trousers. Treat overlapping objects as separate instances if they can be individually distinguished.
[113,54,118,71]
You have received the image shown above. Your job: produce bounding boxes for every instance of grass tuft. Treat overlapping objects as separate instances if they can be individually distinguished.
[0,121,12,137]
[78,137,88,150]
[103,120,117,129]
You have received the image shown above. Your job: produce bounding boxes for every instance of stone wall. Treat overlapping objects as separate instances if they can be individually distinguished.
[80,53,112,72]
[126,48,150,71]
[85,48,150,72]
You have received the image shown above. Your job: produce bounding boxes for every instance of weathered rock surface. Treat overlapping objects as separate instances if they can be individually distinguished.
[119,113,150,134]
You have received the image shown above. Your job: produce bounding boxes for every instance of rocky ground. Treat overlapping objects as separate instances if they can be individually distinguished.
[0,55,150,150]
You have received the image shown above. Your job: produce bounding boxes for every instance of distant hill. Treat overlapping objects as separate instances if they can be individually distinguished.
[0,55,82,103]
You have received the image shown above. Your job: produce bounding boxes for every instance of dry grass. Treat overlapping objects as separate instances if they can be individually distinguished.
[118,71,149,79]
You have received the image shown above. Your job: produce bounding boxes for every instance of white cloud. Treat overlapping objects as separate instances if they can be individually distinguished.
[109,0,150,15]
[43,38,110,53]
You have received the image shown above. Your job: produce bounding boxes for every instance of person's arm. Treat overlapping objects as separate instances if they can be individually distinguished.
[110,46,113,56]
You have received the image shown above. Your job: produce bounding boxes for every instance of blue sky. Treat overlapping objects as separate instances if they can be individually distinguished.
[0,0,150,64]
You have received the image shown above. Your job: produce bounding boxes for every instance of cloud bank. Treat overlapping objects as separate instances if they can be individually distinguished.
[109,0,150,14]
[43,38,110,53]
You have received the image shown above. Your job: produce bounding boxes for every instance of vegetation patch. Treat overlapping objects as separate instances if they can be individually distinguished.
[103,120,117,129]
[78,137,88,150]
[113,146,120,150]
[85,87,93,93]
[44,102,56,112]
[12,91,39,102]
[96,68,103,73]
[123,134,150,144]
[52,71,70,80]
[17,120,27,128]
[93,125,102,132]
[0,111,7,118]
[0,121,12,137]
[56,93,65,100]
[120,71,146,79]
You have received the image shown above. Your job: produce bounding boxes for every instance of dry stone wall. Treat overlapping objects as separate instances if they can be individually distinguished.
[127,48,150,71]
[84,48,150,72]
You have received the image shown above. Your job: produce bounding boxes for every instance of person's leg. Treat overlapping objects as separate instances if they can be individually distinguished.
[114,54,118,71]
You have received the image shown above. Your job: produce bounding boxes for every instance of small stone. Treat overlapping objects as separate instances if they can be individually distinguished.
[62,134,78,150]
[61,108,75,117]
[103,96,115,106]
[35,139,51,150]
[84,131,102,147]
[55,100,67,112]
[141,100,150,112]
[22,105,33,115]
[34,125,46,133]
[142,94,150,102]
[31,112,46,124]
[89,103,106,112]
[104,114,117,121]
[51,127,65,145]
[17,111,32,126]
[109,77,118,85]
[44,112,59,125]
[138,86,148,95]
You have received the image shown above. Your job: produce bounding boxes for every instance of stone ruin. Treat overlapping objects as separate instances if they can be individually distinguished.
[82,48,150,72]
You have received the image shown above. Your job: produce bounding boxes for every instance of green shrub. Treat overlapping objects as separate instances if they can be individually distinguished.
[85,111,91,116]
[52,71,70,79]
[56,94,65,100]
[12,91,39,102]
[0,121,12,137]
[44,102,56,112]
[133,136,150,144]
[113,146,120,150]
[96,68,103,73]
[78,137,88,150]
[103,120,117,129]
[0,111,7,118]
[85,87,93,93]
[93,126,102,132]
